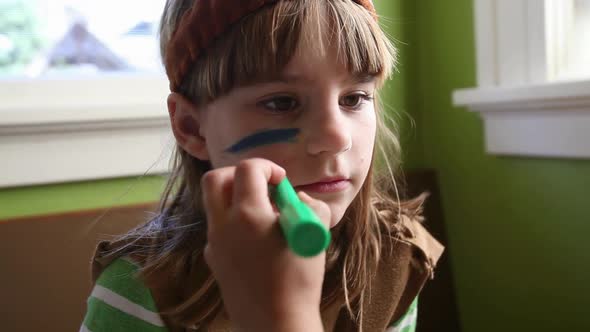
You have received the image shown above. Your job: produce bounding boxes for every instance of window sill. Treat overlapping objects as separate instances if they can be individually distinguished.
[452,79,590,159]
[0,75,173,188]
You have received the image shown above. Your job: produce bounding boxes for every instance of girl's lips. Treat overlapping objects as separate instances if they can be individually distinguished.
[295,179,351,194]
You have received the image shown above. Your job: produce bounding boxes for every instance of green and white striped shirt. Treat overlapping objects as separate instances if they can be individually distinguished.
[388,297,418,332]
[81,257,418,332]
[81,257,167,332]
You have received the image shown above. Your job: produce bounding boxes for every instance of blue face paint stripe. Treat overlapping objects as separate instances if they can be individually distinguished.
[225,128,300,154]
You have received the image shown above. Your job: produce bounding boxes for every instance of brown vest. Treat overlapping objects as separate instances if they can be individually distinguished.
[91,215,443,332]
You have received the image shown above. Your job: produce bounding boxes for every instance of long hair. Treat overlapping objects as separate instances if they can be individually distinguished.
[109,0,425,330]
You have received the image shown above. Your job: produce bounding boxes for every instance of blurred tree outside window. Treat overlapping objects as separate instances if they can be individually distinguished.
[0,1,44,75]
[0,0,165,79]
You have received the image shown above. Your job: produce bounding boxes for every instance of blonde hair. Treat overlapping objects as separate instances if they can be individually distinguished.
[112,0,425,329]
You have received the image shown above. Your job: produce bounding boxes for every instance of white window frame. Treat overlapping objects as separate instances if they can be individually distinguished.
[0,75,173,188]
[452,0,590,159]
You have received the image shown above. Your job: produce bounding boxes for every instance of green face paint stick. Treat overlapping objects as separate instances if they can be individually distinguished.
[271,178,331,257]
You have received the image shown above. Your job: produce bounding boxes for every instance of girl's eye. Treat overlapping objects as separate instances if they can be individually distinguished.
[260,96,299,113]
[340,93,374,109]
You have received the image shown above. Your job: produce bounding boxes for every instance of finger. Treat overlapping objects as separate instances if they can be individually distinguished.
[232,158,286,211]
[201,167,235,231]
[203,244,213,269]
[297,191,331,228]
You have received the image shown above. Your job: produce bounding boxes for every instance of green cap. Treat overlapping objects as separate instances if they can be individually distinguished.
[271,178,331,257]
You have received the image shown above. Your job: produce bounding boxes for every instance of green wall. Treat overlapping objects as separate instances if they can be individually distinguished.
[0,176,165,220]
[375,0,424,169]
[377,0,590,331]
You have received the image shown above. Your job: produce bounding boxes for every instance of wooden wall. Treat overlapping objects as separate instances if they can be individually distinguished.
[0,203,157,332]
[405,169,461,332]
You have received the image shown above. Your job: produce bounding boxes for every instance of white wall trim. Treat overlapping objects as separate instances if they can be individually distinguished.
[0,74,169,125]
[526,0,549,84]
[474,0,549,87]
[496,0,529,85]
[473,0,497,87]
[453,80,590,159]
[0,119,175,188]
[0,75,174,188]
[453,80,590,109]
[481,110,590,159]
[453,0,590,159]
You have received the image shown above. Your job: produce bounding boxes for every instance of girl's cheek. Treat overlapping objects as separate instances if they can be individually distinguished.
[261,150,295,169]
[234,144,295,166]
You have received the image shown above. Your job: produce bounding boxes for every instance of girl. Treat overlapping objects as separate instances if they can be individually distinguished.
[81,0,444,331]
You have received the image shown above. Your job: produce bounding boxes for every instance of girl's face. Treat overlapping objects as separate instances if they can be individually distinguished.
[198,50,377,227]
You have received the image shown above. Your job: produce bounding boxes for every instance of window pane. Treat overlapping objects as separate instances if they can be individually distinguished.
[0,0,166,79]
[548,0,590,81]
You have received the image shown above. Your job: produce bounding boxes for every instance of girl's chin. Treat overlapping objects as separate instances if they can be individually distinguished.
[329,208,346,228]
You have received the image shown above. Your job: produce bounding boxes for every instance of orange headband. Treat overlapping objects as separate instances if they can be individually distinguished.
[164,0,377,92]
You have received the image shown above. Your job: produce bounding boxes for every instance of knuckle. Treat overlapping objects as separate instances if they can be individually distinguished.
[235,159,256,174]
[205,227,222,253]
[232,204,258,222]
[201,171,220,191]
[203,245,214,267]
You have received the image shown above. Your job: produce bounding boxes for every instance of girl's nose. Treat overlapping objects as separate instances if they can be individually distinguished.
[305,105,352,156]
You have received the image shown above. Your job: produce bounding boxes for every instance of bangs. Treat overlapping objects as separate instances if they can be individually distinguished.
[181,0,396,103]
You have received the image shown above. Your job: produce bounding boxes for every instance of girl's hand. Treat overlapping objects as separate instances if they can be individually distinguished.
[201,158,330,332]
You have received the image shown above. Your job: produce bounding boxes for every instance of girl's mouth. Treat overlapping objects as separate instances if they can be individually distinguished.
[295,178,351,194]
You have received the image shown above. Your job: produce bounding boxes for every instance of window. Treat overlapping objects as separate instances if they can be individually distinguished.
[0,1,172,188]
[547,0,590,82]
[0,0,165,78]
[453,0,590,159]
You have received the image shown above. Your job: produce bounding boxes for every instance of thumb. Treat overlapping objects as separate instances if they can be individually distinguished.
[297,192,331,228]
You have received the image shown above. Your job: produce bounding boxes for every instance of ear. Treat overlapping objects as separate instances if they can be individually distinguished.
[167,93,210,160]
